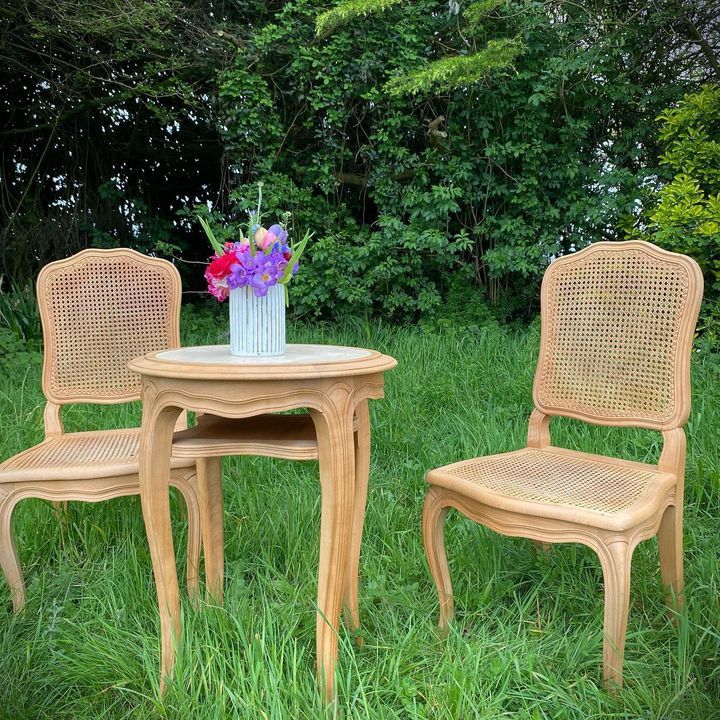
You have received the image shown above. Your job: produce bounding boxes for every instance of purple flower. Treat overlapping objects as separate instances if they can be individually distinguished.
[227,262,250,289]
[268,224,288,244]
[224,250,254,289]
[223,246,289,297]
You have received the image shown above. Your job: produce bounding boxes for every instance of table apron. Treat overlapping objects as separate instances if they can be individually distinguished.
[138,373,386,419]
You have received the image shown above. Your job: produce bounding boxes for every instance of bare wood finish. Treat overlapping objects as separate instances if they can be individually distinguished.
[345,398,370,636]
[0,249,203,611]
[196,456,224,604]
[173,407,366,622]
[423,241,703,691]
[129,345,396,701]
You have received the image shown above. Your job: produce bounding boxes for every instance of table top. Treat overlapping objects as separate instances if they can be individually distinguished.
[128,343,397,380]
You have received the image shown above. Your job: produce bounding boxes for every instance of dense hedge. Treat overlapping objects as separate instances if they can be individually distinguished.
[1,1,718,321]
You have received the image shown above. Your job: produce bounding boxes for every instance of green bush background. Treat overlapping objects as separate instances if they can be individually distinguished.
[2,1,719,324]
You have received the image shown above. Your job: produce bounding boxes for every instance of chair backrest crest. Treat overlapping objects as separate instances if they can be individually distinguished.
[37,248,181,406]
[533,241,703,431]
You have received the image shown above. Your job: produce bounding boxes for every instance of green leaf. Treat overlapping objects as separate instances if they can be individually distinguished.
[384,38,524,96]
[316,0,405,39]
[280,231,312,284]
[198,215,225,257]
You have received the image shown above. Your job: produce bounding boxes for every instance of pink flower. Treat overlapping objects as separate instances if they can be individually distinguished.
[204,267,229,301]
[259,231,277,251]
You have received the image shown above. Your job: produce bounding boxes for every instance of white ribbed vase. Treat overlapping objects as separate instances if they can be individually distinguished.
[229,283,286,356]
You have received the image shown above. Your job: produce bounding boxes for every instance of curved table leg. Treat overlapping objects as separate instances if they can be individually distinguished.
[345,399,370,639]
[139,400,182,692]
[310,394,356,703]
[197,456,224,604]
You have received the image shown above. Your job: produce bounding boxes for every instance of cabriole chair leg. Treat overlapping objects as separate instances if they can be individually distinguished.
[657,504,684,618]
[422,486,453,632]
[600,540,634,692]
[0,494,25,612]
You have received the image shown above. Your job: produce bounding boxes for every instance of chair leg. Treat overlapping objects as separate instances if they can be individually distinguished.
[0,494,25,612]
[344,401,370,639]
[171,474,202,606]
[600,540,633,692]
[422,486,453,632]
[657,504,684,617]
[196,457,224,605]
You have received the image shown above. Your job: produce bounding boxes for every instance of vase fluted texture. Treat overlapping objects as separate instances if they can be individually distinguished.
[229,283,286,356]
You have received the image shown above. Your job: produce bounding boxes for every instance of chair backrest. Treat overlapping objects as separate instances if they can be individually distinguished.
[533,241,703,431]
[37,248,181,406]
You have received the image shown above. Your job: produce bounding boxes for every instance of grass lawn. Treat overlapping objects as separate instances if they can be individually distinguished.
[0,312,718,719]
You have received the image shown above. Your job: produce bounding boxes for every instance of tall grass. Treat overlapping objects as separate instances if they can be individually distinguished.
[0,314,718,719]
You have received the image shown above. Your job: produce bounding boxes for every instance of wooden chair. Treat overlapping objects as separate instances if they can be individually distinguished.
[422,240,703,690]
[0,248,201,611]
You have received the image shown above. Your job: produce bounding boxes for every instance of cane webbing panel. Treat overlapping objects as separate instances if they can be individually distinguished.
[534,244,697,427]
[433,448,668,515]
[38,250,180,403]
[0,429,193,482]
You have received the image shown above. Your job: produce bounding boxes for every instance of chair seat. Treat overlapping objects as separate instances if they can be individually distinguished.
[426,446,676,531]
[172,413,322,460]
[0,428,194,483]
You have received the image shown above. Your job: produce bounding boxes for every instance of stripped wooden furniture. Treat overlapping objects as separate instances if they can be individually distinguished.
[129,344,396,701]
[0,248,201,611]
[172,410,363,618]
[423,240,703,690]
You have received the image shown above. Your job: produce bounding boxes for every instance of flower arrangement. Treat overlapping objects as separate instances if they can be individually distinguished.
[198,184,310,303]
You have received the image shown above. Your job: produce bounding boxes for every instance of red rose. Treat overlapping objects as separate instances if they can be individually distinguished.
[207,251,237,279]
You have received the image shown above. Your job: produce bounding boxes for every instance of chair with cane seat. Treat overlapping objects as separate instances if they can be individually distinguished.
[422,240,703,690]
[0,248,202,611]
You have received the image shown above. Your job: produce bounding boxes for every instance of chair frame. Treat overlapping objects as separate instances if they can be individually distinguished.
[423,240,703,690]
[0,248,201,611]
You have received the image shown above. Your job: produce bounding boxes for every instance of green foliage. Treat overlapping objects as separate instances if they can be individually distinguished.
[0,282,42,375]
[212,0,714,319]
[5,0,719,318]
[1,0,223,282]
[0,282,41,349]
[658,85,720,192]
[316,0,405,38]
[464,0,505,27]
[385,38,523,96]
[651,174,720,272]
[631,85,720,341]
[651,84,720,291]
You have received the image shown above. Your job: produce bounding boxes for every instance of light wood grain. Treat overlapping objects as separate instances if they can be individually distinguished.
[130,346,396,702]
[0,249,202,612]
[423,240,703,692]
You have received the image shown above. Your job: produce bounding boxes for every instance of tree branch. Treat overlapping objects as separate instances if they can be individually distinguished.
[682,17,720,78]
[0,92,133,135]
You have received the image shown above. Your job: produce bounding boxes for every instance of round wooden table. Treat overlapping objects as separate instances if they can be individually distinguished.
[128,344,397,701]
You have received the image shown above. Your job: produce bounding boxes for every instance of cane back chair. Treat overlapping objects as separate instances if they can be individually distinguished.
[423,240,703,690]
[0,248,202,611]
